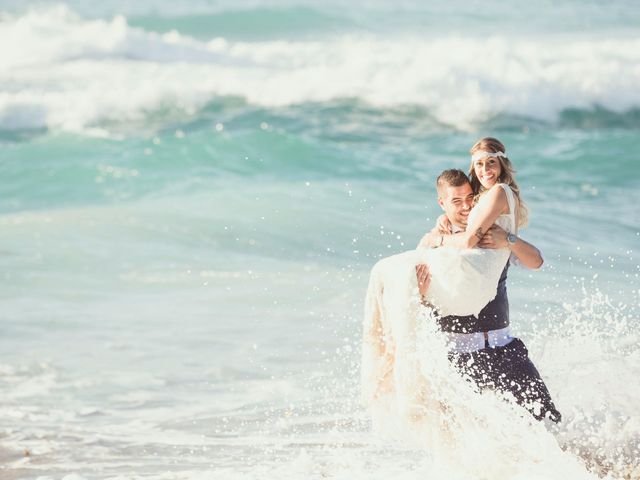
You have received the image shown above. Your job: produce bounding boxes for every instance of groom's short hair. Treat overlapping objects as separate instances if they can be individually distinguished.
[436,169,470,196]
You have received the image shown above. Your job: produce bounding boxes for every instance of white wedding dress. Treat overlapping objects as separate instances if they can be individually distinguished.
[370,183,517,319]
[361,184,518,421]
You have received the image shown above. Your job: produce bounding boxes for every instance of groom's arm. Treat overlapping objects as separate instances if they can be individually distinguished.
[478,225,544,269]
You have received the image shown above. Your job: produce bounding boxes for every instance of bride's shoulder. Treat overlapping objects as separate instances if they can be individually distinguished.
[493,183,518,211]
[486,183,509,197]
[491,183,515,197]
[478,184,509,207]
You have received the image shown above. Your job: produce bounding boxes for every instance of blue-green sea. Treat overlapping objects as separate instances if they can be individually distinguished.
[0,1,639,479]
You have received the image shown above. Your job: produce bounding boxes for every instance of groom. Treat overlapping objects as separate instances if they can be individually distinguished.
[417,169,561,423]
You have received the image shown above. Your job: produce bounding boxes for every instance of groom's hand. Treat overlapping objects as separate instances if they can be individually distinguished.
[478,225,508,249]
[436,214,452,234]
[415,264,431,297]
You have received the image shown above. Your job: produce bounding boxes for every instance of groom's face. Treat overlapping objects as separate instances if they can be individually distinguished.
[438,182,474,229]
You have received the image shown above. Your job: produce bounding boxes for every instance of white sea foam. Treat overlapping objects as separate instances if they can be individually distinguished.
[1,6,639,132]
[0,271,637,478]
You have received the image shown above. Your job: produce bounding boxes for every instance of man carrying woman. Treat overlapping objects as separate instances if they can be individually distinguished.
[362,137,561,428]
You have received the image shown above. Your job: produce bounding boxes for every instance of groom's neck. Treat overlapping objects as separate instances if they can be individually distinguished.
[451,222,466,233]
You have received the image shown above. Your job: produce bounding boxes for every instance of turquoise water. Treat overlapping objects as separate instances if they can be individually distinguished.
[0,1,639,479]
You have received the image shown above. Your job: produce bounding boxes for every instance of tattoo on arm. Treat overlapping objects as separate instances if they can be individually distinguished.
[474,227,484,240]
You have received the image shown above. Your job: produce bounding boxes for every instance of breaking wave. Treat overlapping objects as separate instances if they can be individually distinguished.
[1,5,640,133]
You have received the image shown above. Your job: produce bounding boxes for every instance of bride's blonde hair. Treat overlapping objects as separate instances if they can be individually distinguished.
[469,137,528,227]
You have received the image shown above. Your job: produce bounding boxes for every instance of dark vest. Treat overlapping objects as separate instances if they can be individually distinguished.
[436,263,510,333]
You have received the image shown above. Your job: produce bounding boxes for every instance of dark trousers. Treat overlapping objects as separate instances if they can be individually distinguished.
[448,338,562,423]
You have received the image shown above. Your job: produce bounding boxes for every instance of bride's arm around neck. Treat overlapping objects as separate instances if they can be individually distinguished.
[435,184,509,250]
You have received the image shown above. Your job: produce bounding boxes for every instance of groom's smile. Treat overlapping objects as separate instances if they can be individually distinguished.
[438,182,474,229]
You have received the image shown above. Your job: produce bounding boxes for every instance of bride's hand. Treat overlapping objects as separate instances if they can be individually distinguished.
[478,225,508,249]
[415,264,431,297]
[436,214,452,234]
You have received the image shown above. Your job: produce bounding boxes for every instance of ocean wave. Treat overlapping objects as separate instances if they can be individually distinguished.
[128,5,353,40]
[1,6,640,132]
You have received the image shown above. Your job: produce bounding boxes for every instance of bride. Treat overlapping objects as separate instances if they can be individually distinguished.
[361,137,531,430]
[415,137,527,316]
